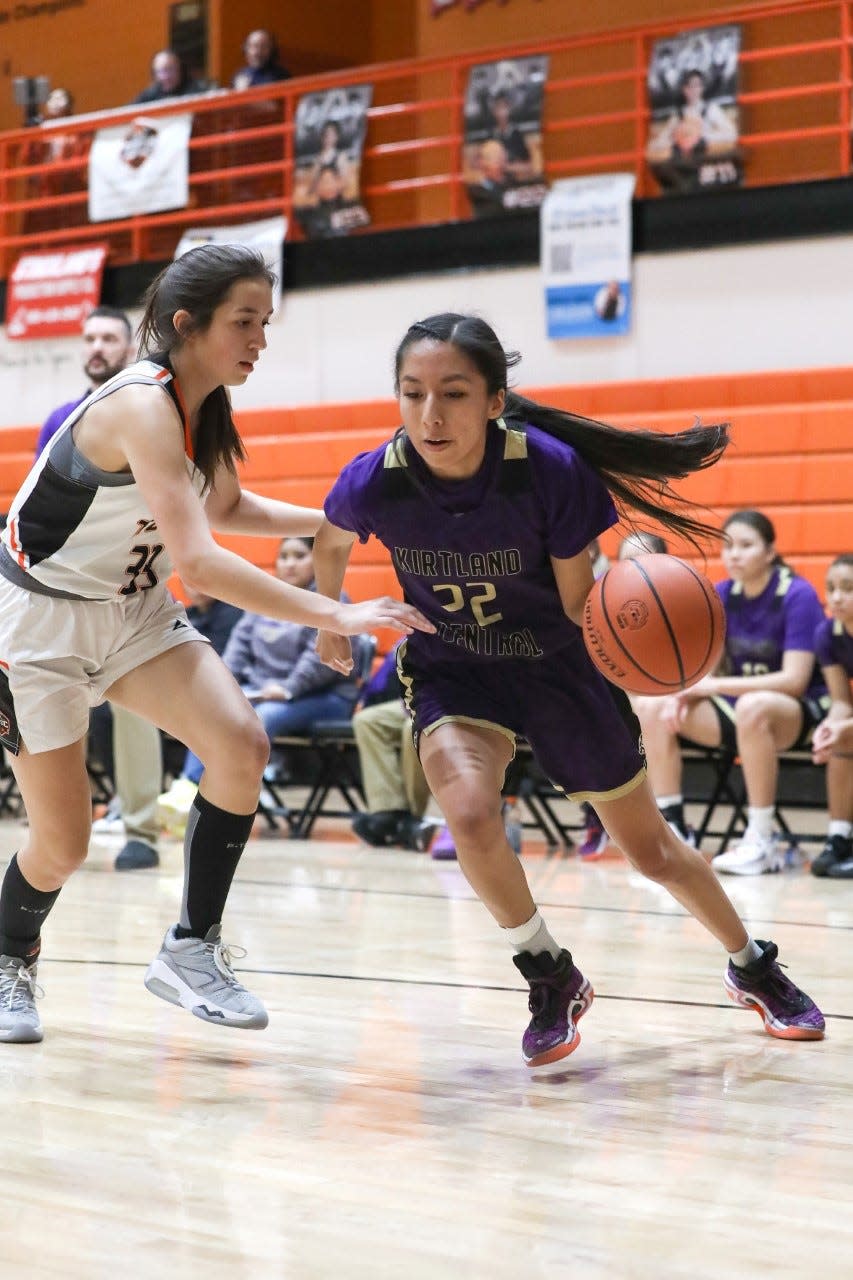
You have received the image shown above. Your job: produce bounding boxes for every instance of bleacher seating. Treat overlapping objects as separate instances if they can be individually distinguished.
[2,366,848,845]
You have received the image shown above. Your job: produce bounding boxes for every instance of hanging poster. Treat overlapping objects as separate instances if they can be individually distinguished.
[462,55,549,218]
[645,25,742,193]
[292,85,372,239]
[541,173,635,339]
[88,113,192,221]
[175,216,287,310]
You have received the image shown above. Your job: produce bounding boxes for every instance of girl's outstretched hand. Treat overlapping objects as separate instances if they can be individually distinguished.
[332,597,435,638]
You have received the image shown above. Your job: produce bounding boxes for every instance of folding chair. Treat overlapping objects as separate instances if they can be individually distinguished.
[261,635,378,838]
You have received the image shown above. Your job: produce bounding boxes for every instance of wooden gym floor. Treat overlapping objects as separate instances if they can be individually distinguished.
[0,809,850,1279]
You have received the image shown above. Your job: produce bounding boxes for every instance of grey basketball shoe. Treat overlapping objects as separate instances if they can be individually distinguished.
[0,954,43,1044]
[144,924,268,1030]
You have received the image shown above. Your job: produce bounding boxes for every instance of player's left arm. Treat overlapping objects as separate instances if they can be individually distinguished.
[204,465,323,537]
[551,550,596,627]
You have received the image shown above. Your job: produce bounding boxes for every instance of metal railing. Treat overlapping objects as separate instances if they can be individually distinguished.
[0,0,850,277]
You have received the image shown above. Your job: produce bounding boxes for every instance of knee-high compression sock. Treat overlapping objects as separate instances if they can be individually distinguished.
[0,854,61,963]
[174,795,255,940]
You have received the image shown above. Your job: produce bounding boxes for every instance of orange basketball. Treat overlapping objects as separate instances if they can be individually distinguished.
[582,554,726,696]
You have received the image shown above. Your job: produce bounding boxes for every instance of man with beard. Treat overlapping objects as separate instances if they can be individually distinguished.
[33,306,164,872]
[34,307,136,457]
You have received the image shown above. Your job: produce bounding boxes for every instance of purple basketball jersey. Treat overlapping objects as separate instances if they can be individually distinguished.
[814,616,853,679]
[324,420,617,664]
[717,566,826,697]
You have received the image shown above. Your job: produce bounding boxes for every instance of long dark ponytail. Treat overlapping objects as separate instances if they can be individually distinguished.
[394,313,730,550]
[138,244,275,487]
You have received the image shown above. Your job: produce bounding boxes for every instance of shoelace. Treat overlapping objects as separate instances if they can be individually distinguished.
[1,964,43,1012]
[210,939,248,986]
[527,982,558,1028]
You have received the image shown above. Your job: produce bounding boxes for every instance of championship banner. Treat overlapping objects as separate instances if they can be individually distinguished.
[175,216,287,310]
[540,173,635,339]
[5,244,108,341]
[292,85,372,239]
[462,55,549,218]
[88,112,192,222]
[645,25,742,193]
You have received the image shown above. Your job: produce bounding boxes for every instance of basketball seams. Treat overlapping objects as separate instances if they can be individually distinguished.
[584,554,725,696]
[598,566,682,690]
[632,559,687,688]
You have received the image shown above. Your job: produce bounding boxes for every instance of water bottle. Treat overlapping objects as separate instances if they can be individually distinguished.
[503,796,523,856]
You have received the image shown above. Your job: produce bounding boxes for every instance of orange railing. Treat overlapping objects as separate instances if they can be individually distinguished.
[1,0,852,278]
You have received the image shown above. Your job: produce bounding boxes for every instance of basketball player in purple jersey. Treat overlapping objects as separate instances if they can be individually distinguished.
[810,553,853,877]
[312,313,824,1065]
[638,510,828,876]
[0,245,432,1045]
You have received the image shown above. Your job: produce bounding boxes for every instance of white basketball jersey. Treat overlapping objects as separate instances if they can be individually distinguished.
[1,360,205,601]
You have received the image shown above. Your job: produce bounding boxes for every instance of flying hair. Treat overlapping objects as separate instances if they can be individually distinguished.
[393,312,730,552]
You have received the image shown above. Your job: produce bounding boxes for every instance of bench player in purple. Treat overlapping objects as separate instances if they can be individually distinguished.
[312,312,825,1065]
[637,510,828,876]
[810,553,853,878]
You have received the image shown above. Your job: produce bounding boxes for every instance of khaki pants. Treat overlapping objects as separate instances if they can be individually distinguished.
[111,705,162,846]
[352,700,430,817]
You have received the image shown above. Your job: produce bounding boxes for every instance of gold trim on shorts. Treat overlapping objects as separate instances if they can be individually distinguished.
[568,765,647,804]
[420,713,517,751]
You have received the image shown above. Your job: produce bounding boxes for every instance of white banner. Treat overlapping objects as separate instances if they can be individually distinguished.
[174,216,287,311]
[88,113,192,223]
[541,173,635,340]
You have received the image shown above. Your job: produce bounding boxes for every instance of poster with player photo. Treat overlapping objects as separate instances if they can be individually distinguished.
[462,55,549,218]
[293,85,373,239]
[645,25,742,194]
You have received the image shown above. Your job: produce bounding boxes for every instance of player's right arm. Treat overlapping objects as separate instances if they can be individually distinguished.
[109,387,430,638]
[311,517,362,672]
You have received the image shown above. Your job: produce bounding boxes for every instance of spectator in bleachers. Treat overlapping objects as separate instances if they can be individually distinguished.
[231,29,291,90]
[132,50,207,104]
[810,553,853,878]
[157,537,359,830]
[617,530,668,559]
[23,86,87,214]
[157,589,243,833]
[35,307,136,457]
[351,641,442,852]
[635,509,829,876]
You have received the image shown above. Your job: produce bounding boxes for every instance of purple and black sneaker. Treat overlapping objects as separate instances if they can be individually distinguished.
[512,948,594,1066]
[724,939,825,1040]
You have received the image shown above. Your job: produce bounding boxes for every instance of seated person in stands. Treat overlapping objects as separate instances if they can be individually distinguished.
[132,49,207,104]
[810,553,853,878]
[617,530,668,559]
[351,641,443,852]
[157,588,244,830]
[634,510,828,876]
[232,29,291,89]
[160,538,358,825]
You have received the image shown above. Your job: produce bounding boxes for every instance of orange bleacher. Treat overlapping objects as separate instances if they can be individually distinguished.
[2,368,850,644]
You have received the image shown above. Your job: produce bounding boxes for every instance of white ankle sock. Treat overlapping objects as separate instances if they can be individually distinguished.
[730,937,763,968]
[828,820,853,840]
[746,806,775,838]
[503,910,561,959]
[657,794,683,811]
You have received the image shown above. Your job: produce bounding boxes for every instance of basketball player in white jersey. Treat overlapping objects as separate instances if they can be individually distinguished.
[0,243,432,1043]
